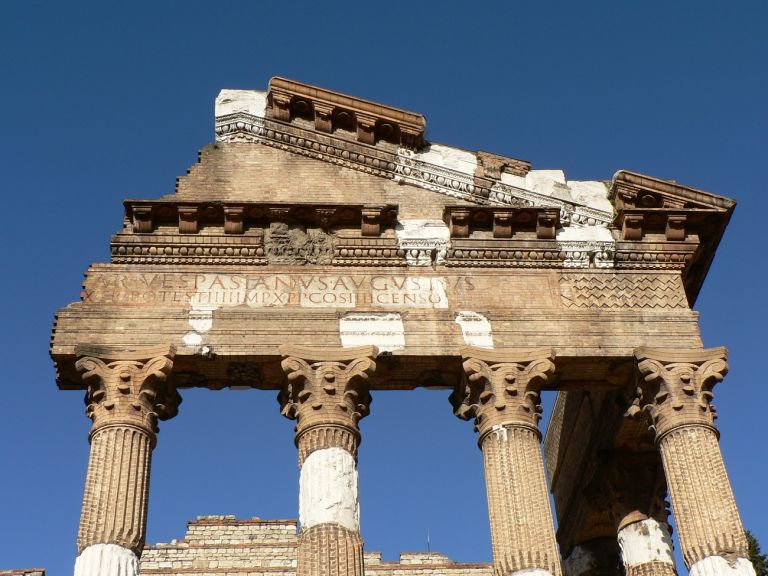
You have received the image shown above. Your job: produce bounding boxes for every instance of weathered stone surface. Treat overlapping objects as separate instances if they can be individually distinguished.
[455,348,562,576]
[50,77,751,576]
[139,516,493,576]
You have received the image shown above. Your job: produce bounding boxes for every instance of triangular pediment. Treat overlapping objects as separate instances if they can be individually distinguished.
[170,142,479,220]
[105,78,736,307]
[212,82,616,228]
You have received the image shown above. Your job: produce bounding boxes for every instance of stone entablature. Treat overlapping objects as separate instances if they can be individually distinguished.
[51,77,754,576]
[53,265,701,391]
[110,82,733,304]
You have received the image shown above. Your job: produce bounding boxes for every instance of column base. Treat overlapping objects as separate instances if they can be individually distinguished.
[74,544,138,576]
[689,557,756,576]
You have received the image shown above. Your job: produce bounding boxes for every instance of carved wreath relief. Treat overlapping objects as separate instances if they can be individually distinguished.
[279,355,375,430]
[265,222,334,265]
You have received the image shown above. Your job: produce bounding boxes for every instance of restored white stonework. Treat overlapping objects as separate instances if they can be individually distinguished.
[299,447,359,532]
[617,519,675,568]
[340,313,405,352]
[526,170,571,200]
[499,171,528,190]
[415,143,478,176]
[490,424,509,441]
[183,305,217,347]
[689,556,756,576]
[74,544,138,576]
[396,219,451,266]
[215,89,267,118]
[499,170,613,218]
[556,226,614,242]
[556,226,615,269]
[454,311,493,348]
[511,569,555,576]
[182,331,203,346]
[567,180,613,214]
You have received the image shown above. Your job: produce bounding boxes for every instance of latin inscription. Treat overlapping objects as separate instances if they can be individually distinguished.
[83,273,459,309]
[81,270,558,311]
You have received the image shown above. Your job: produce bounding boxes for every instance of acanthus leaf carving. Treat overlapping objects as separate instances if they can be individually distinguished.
[629,347,728,440]
[278,346,377,452]
[75,345,180,439]
[452,346,555,440]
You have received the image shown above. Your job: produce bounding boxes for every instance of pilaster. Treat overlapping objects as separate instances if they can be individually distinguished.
[279,345,377,576]
[630,348,755,576]
[453,346,562,576]
[73,344,180,576]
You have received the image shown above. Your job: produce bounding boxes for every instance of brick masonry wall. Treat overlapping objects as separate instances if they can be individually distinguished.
[139,516,492,576]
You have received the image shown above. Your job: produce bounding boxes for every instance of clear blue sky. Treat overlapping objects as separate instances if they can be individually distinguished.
[1,1,766,574]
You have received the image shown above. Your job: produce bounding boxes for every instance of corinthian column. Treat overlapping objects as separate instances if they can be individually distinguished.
[73,345,181,576]
[278,345,377,576]
[630,348,755,576]
[452,346,562,576]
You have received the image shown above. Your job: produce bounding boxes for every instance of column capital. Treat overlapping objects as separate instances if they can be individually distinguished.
[75,344,180,441]
[452,346,555,441]
[278,345,377,453]
[628,347,728,440]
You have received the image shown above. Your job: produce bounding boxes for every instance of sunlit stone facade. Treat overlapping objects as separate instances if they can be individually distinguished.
[49,78,753,576]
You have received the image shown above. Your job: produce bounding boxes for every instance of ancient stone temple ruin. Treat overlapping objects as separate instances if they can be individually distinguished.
[49,77,754,576]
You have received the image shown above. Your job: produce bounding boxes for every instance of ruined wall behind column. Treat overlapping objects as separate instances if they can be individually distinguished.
[139,516,492,576]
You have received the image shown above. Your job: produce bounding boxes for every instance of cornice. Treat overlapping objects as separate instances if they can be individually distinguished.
[123,200,398,237]
[213,110,614,227]
[610,170,736,212]
[610,170,736,304]
[268,76,426,149]
[110,197,701,271]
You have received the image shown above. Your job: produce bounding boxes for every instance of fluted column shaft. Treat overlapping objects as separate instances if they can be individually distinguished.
[453,347,562,576]
[279,345,377,576]
[482,423,561,576]
[659,426,745,565]
[632,348,755,576]
[78,425,153,553]
[73,345,180,576]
